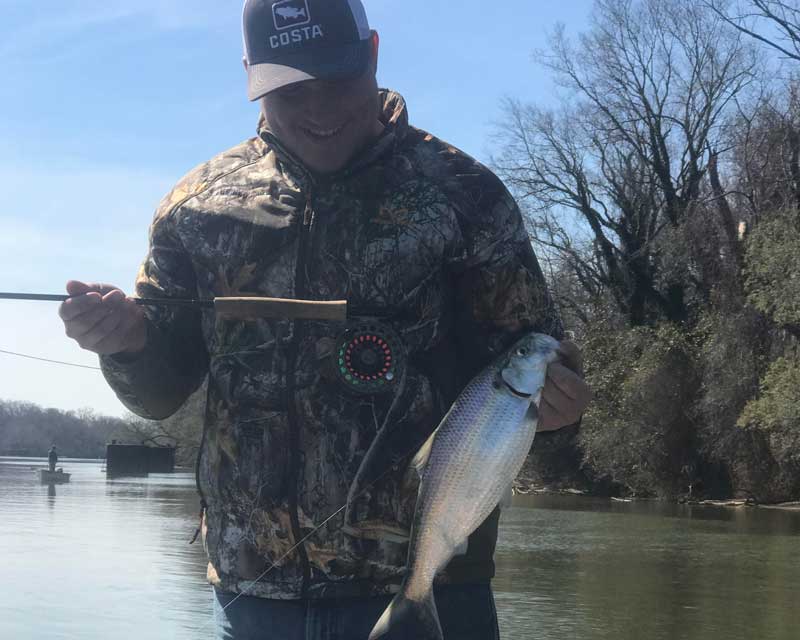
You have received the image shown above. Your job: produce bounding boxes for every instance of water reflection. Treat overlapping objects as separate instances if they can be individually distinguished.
[0,458,210,640]
[495,494,800,640]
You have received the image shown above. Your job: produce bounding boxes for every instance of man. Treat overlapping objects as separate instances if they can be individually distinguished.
[48,445,58,473]
[58,1,591,638]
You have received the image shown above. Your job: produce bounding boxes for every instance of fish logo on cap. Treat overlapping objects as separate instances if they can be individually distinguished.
[272,0,312,30]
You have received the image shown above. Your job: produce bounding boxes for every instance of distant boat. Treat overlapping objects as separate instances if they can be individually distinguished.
[38,469,71,484]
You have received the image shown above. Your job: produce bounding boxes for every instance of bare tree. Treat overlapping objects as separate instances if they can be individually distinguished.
[730,82,800,218]
[706,0,800,62]
[495,0,759,325]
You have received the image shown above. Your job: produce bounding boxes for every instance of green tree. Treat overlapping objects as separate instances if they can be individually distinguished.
[580,322,699,497]
[739,354,800,429]
[744,209,800,336]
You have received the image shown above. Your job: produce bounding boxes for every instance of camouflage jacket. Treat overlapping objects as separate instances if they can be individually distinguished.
[101,90,562,600]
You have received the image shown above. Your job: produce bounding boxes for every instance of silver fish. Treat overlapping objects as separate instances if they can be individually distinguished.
[368,332,561,640]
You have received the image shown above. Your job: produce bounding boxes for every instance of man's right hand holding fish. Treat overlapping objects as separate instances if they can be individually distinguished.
[538,339,591,431]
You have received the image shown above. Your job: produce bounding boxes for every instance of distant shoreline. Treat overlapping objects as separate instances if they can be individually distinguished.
[0,455,104,463]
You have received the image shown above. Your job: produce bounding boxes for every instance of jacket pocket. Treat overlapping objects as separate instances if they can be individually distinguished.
[221,410,291,508]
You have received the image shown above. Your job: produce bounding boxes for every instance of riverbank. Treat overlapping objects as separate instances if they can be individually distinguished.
[679,499,800,511]
[758,501,800,511]
[513,483,800,511]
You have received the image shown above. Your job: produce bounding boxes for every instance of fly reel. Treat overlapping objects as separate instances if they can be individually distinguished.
[333,322,405,396]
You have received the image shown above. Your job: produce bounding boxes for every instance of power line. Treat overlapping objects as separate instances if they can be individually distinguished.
[0,349,101,371]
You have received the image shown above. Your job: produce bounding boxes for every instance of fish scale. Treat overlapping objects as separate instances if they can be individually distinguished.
[369,332,560,640]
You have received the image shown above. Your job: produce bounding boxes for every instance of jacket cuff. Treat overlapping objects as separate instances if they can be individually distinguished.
[99,320,180,420]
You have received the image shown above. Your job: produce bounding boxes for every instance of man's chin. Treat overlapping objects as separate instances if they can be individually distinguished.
[287,132,365,174]
[302,153,352,175]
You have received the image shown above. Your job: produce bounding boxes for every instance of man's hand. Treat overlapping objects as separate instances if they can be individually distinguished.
[538,340,592,432]
[58,281,147,356]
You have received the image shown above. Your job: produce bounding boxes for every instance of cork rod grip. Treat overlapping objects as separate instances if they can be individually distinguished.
[213,297,348,321]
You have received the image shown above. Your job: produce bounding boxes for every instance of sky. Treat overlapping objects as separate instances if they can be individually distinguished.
[0,0,594,417]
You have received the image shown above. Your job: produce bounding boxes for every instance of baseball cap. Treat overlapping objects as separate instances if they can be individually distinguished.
[243,0,373,101]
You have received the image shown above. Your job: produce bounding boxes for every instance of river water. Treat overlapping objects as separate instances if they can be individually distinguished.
[1,458,798,639]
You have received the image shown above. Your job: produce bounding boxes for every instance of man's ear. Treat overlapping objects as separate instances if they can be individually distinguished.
[370,30,380,71]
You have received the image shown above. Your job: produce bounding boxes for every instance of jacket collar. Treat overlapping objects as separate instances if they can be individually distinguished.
[256,89,410,183]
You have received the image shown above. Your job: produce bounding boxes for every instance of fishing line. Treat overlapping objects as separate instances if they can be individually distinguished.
[0,349,101,371]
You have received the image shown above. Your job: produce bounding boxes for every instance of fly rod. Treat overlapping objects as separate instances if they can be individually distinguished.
[0,292,348,322]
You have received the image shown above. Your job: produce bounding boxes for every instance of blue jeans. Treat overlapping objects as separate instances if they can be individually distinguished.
[213,583,500,639]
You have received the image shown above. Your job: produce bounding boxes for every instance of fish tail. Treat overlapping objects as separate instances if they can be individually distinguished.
[368,588,443,640]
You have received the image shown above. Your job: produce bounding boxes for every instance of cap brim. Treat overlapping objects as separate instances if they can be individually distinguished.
[247,39,372,102]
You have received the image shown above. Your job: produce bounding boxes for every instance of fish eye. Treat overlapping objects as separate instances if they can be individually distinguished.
[516,347,529,357]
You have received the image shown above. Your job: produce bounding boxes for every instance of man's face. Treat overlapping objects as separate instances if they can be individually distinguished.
[259,46,382,174]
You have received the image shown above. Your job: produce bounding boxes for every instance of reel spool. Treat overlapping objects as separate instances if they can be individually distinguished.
[333,322,405,396]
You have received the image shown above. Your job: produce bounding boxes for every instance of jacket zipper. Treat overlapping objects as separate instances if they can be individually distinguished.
[285,191,315,597]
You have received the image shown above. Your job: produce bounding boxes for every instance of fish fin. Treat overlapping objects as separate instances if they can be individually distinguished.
[410,428,438,476]
[525,402,540,434]
[369,589,443,640]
